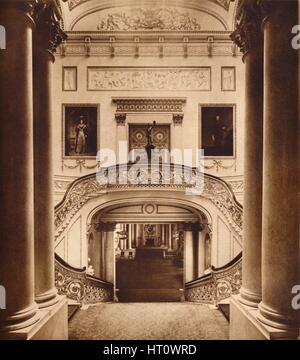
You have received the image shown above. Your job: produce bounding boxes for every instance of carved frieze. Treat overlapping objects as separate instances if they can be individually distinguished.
[112,98,186,113]
[96,8,202,32]
[88,68,211,91]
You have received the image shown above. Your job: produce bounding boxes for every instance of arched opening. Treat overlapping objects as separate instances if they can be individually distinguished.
[87,200,212,302]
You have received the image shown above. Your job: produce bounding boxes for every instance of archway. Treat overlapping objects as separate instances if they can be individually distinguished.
[88,200,211,302]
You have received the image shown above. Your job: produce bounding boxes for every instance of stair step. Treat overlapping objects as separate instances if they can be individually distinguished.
[68,304,80,321]
[219,304,230,321]
[118,288,182,302]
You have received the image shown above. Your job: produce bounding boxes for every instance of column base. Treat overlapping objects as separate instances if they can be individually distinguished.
[230,295,299,340]
[0,296,68,340]
[239,288,261,308]
[35,288,60,309]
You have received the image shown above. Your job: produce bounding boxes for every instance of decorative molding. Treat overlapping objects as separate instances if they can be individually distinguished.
[62,159,99,172]
[143,203,157,215]
[227,179,244,192]
[96,8,202,32]
[88,68,211,91]
[173,113,184,125]
[54,180,73,191]
[57,41,237,58]
[54,164,243,240]
[204,160,236,172]
[112,97,186,113]
[115,113,126,125]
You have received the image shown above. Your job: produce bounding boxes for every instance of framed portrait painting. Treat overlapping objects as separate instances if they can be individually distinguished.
[200,105,235,158]
[63,104,99,158]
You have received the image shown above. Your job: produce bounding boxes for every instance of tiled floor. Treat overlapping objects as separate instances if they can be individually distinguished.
[69,302,229,340]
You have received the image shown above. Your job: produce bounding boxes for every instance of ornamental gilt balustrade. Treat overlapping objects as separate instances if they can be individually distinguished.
[54,163,243,239]
[185,253,242,305]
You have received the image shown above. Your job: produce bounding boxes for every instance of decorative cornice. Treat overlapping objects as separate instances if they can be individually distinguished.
[33,1,67,60]
[230,0,263,57]
[112,98,186,113]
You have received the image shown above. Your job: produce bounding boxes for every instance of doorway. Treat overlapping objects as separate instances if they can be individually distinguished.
[115,223,184,302]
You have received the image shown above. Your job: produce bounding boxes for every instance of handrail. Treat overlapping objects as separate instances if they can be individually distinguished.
[55,254,113,304]
[185,252,242,304]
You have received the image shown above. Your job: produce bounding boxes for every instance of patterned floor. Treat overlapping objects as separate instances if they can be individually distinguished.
[68,303,229,340]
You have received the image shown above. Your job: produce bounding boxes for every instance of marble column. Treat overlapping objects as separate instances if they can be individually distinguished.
[257,1,299,331]
[128,224,132,250]
[104,223,116,284]
[169,224,172,250]
[161,224,165,245]
[231,0,264,307]
[184,223,196,283]
[33,1,66,309]
[100,232,106,278]
[0,1,39,332]
[197,230,206,277]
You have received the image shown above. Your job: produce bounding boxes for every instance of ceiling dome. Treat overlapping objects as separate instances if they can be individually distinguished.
[59,0,238,32]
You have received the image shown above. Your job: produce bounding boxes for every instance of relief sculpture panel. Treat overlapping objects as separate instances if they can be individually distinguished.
[87,67,211,91]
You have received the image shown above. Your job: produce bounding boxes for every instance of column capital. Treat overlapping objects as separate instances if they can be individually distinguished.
[230,0,264,58]
[0,0,38,26]
[33,1,67,61]
[115,113,127,126]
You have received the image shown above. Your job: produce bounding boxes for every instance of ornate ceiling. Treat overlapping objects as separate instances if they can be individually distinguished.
[59,0,238,32]
[67,0,232,12]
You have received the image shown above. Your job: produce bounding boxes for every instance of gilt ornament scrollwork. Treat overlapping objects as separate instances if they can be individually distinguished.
[185,254,242,304]
[54,165,243,239]
[55,257,113,304]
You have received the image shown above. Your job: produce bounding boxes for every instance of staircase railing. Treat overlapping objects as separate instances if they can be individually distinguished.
[185,252,242,305]
[55,254,114,304]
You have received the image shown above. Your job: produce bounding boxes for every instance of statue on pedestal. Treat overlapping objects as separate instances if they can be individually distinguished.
[145,121,156,160]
